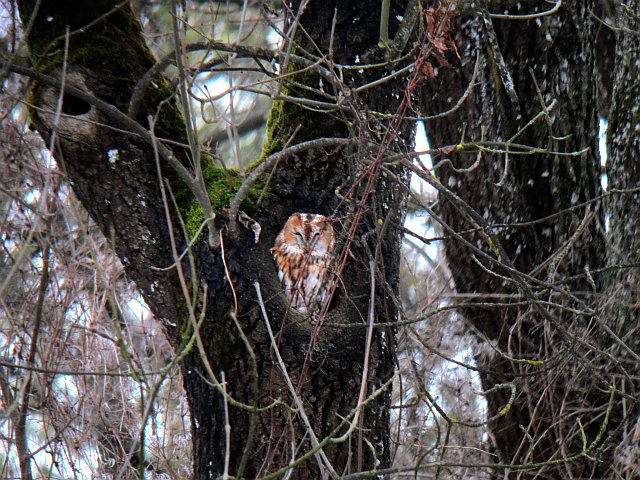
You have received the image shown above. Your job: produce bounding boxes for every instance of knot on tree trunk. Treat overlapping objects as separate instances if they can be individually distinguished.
[36,68,98,141]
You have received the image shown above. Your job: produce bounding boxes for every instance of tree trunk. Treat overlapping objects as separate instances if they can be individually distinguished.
[16,0,413,478]
[602,0,640,476]
[420,1,627,477]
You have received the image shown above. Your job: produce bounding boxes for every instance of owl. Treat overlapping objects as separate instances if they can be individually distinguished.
[271,213,335,314]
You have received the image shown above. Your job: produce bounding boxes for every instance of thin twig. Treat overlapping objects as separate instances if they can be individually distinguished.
[222,371,232,480]
[489,0,562,20]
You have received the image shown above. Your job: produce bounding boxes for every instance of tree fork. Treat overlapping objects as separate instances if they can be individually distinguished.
[17,0,415,478]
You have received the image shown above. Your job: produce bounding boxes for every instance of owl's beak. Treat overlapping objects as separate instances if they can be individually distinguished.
[302,237,318,252]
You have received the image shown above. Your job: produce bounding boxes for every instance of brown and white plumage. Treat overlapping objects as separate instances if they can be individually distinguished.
[271,213,335,313]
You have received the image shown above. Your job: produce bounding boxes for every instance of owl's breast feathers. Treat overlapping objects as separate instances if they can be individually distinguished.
[271,244,330,259]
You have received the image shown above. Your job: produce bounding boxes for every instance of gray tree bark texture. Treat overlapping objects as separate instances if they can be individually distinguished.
[603,0,640,476]
[423,1,639,478]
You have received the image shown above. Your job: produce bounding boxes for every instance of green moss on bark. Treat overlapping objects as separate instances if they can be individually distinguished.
[185,165,269,240]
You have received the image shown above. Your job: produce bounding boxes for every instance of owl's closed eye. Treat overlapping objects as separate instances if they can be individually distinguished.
[271,213,335,314]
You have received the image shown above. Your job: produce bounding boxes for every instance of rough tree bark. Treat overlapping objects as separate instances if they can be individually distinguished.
[423,1,638,478]
[603,0,640,475]
[15,1,413,478]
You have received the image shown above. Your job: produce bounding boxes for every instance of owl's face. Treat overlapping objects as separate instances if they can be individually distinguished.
[276,213,334,255]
